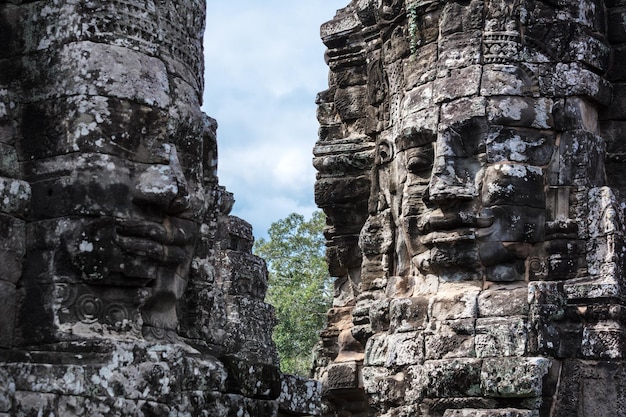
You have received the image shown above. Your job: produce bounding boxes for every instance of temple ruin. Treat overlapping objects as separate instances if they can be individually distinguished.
[313,0,626,416]
[3,0,626,416]
[0,1,318,415]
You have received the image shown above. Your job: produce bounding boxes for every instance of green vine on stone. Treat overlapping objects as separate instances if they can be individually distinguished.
[407,4,419,55]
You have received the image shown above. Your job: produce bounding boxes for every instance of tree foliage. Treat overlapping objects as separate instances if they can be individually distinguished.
[254,211,332,376]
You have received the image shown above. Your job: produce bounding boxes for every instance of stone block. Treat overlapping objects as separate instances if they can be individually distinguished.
[204,393,279,417]
[481,357,551,398]
[0,177,29,217]
[327,307,355,332]
[314,175,370,206]
[379,404,422,417]
[602,83,626,120]
[527,240,585,281]
[389,296,429,332]
[365,333,389,366]
[580,321,626,359]
[478,286,529,318]
[382,28,410,63]
[422,358,483,398]
[443,409,538,417]
[486,97,553,129]
[278,374,321,416]
[369,298,390,332]
[602,120,626,156]
[404,42,437,88]
[483,261,526,283]
[607,45,626,81]
[334,86,367,121]
[215,250,267,299]
[401,106,440,137]
[528,304,579,356]
[181,355,228,393]
[565,29,611,73]
[555,130,604,187]
[608,8,626,43]
[481,164,545,208]
[481,65,536,97]
[56,394,174,416]
[429,284,480,321]
[222,296,277,365]
[13,392,56,416]
[335,328,365,363]
[440,96,486,130]
[222,356,281,400]
[386,331,424,366]
[437,31,482,74]
[0,143,18,178]
[403,82,434,114]
[320,10,360,45]
[427,246,480,281]
[318,122,344,142]
[385,275,415,299]
[0,249,22,285]
[485,127,555,166]
[527,281,565,306]
[313,135,375,174]
[548,63,612,106]
[475,317,527,358]
[0,281,16,348]
[553,97,598,132]
[424,322,474,360]
[20,97,170,162]
[563,276,621,301]
[0,367,14,412]
[325,361,359,390]
[362,366,406,406]
[433,65,482,103]
[550,359,626,417]
[23,41,170,107]
[335,66,367,88]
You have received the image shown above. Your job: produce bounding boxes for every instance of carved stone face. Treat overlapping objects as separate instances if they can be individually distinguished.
[64,142,207,340]
[401,118,549,282]
[355,0,563,284]
[13,13,215,341]
[23,119,212,341]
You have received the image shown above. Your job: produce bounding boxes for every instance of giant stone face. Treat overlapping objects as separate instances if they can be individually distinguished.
[11,0,217,344]
[358,0,556,285]
[314,0,625,414]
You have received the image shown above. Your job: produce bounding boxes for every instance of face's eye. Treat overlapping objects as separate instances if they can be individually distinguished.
[406,145,434,173]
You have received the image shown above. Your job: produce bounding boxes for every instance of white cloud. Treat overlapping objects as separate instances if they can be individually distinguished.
[203,1,346,238]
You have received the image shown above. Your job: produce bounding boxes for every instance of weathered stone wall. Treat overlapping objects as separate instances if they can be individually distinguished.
[314,1,626,416]
[0,1,319,416]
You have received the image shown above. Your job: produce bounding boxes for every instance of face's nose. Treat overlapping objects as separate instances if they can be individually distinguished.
[426,136,478,205]
[133,144,191,214]
[426,119,485,205]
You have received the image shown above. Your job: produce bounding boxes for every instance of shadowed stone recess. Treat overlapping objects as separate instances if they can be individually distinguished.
[313,1,626,416]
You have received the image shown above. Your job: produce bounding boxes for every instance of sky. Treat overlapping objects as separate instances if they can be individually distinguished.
[202,1,347,240]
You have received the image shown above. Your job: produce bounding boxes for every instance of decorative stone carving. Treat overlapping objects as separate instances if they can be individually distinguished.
[314,1,626,416]
[0,1,320,415]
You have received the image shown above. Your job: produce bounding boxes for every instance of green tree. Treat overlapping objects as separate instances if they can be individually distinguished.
[254,211,332,376]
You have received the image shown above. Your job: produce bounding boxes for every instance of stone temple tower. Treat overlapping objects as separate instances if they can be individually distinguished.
[0,1,318,415]
[313,0,626,416]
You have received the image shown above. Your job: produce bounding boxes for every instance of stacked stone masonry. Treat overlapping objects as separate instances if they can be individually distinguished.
[0,1,319,416]
[314,1,626,416]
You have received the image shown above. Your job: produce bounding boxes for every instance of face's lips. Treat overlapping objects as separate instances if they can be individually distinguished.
[417,208,495,240]
[420,228,476,245]
[115,218,193,246]
[113,218,195,264]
